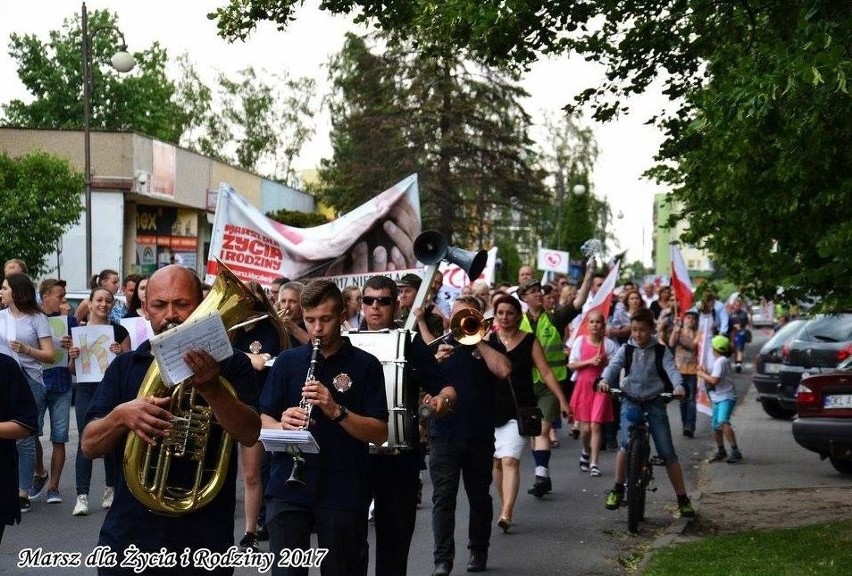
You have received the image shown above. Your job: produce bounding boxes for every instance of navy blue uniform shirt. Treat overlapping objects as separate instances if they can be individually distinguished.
[85,342,258,557]
[262,337,387,511]
[429,340,504,441]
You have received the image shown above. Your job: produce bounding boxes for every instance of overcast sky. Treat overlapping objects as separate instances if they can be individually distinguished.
[0,0,670,266]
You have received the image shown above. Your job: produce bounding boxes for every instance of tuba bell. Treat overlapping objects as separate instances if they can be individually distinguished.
[123,261,287,516]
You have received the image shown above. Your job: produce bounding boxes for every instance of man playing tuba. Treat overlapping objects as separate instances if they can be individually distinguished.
[81,265,260,576]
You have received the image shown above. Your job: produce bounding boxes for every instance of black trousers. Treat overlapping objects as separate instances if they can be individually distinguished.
[368,451,420,576]
[429,436,494,568]
[267,503,368,576]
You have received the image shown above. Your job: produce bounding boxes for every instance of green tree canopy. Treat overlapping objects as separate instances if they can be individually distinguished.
[3,9,194,143]
[212,0,852,307]
[188,66,316,184]
[0,152,84,277]
[3,9,316,184]
[318,32,545,249]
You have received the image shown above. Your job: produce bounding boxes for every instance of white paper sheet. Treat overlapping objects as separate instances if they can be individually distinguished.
[148,311,233,387]
[258,429,320,454]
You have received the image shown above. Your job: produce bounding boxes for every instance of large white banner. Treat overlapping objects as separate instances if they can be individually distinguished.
[206,175,422,286]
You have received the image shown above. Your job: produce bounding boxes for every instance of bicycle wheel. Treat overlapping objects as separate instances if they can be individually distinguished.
[626,436,647,534]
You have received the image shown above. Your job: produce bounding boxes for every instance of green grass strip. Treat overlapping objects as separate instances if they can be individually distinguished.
[644,519,852,576]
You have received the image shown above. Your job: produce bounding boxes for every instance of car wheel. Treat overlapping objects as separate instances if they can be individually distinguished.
[829,457,852,475]
[760,400,796,420]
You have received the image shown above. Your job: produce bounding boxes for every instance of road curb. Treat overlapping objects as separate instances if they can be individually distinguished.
[634,490,701,575]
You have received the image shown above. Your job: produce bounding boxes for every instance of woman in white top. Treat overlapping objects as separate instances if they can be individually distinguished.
[0,273,55,512]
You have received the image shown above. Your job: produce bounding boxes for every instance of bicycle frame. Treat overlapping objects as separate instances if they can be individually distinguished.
[614,390,672,534]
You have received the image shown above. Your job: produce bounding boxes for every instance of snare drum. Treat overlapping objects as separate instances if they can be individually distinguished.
[346,329,414,453]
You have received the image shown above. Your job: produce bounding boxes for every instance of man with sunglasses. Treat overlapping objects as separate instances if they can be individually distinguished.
[360,275,457,576]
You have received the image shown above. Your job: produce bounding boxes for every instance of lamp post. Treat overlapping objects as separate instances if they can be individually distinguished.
[81,2,135,282]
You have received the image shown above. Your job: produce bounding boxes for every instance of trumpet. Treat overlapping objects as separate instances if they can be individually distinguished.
[427,308,493,348]
[286,338,321,488]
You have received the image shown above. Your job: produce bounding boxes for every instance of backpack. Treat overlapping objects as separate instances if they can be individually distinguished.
[622,342,675,394]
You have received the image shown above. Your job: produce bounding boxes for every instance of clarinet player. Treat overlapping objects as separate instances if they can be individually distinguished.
[262,279,388,576]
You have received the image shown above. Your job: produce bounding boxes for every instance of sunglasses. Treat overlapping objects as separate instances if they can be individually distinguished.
[362,296,395,306]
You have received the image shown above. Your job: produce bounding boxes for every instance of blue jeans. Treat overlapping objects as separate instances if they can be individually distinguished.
[619,397,679,464]
[17,374,46,492]
[679,374,697,433]
[45,387,73,443]
[75,382,115,495]
[429,436,494,568]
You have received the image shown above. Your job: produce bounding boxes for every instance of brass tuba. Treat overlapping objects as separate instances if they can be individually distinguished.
[123,261,287,516]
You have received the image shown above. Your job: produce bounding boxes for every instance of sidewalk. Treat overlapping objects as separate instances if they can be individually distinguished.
[638,356,852,576]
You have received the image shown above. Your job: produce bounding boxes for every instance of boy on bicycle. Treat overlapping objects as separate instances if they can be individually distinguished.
[596,308,696,518]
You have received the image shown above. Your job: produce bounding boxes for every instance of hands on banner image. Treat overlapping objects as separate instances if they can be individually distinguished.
[205,174,498,294]
[206,175,423,286]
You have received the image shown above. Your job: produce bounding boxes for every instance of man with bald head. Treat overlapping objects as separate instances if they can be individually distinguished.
[81,265,260,576]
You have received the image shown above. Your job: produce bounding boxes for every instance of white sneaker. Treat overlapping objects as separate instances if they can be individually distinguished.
[73,494,89,516]
[102,487,114,509]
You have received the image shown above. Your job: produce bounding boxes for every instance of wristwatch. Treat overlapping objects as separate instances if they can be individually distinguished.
[332,405,349,423]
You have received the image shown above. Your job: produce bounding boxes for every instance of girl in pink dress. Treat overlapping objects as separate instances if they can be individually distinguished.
[568,311,619,477]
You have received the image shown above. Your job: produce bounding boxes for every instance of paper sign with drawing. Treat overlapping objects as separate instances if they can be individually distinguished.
[72,325,116,383]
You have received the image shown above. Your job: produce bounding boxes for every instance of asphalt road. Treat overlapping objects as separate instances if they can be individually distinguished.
[2,330,848,575]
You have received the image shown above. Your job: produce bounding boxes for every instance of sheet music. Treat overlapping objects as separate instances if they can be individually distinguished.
[148,311,233,387]
[259,429,320,454]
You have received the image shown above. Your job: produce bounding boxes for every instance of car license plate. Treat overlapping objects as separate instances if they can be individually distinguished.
[824,394,852,409]
[764,363,781,374]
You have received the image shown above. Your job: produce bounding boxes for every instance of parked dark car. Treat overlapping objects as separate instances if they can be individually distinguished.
[753,318,808,419]
[777,313,852,412]
[792,356,852,474]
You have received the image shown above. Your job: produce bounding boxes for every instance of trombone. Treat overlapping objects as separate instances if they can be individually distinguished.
[426,308,493,348]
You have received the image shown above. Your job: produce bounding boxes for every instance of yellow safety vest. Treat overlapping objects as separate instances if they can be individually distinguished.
[520,312,567,383]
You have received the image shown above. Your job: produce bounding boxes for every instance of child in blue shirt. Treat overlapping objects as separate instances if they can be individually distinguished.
[696,335,743,463]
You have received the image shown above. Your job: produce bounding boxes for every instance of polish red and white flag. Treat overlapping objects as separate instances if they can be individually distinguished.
[670,244,694,318]
[568,262,620,348]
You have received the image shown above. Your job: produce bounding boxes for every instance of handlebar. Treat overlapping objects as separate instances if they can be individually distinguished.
[599,384,674,404]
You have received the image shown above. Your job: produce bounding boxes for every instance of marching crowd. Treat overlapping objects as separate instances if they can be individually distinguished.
[0,256,754,576]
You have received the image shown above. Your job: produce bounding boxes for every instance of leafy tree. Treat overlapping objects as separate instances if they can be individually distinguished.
[318,33,545,248]
[3,9,197,143]
[189,66,316,184]
[312,33,414,211]
[3,10,315,186]
[212,0,852,307]
[0,152,84,276]
[535,112,611,259]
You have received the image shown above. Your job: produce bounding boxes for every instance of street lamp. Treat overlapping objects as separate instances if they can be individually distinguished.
[81,2,135,282]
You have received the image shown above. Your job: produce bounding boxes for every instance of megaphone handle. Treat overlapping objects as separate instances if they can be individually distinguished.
[402,263,440,333]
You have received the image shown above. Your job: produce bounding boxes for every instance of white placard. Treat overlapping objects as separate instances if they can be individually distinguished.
[537,247,570,274]
[120,317,155,350]
[44,316,69,369]
[0,311,17,361]
[72,325,117,383]
[148,311,233,387]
